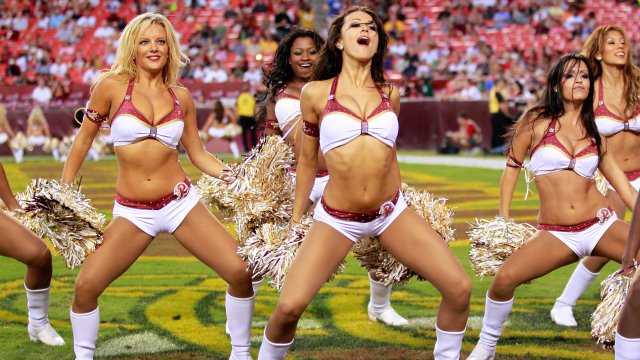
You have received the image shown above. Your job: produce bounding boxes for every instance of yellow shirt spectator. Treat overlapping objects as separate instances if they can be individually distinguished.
[236,91,256,117]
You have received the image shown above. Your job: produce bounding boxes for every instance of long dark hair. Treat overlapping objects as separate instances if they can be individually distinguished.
[312,6,388,85]
[212,100,224,122]
[256,28,325,127]
[507,53,601,158]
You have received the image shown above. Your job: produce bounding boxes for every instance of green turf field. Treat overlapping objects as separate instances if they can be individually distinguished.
[0,155,622,359]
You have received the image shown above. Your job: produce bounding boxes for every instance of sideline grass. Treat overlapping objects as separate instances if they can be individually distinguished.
[0,155,623,359]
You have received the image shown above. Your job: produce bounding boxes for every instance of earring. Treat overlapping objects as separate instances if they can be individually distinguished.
[596,56,602,61]
[337,44,343,50]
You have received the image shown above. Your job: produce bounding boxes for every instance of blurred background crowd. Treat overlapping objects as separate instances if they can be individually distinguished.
[2,0,639,105]
[0,0,639,159]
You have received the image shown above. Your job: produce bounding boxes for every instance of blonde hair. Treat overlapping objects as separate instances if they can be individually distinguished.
[0,104,7,128]
[94,13,188,87]
[27,105,46,126]
[582,25,640,117]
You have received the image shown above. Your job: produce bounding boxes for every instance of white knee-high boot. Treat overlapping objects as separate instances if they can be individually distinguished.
[227,280,262,336]
[51,148,60,161]
[615,332,640,360]
[257,330,293,360]
[25,285,65,346]
[367,274,408,326]
[551,260,599,326]
[434,326,465,360]
[226,293,255,360]
[229,141,241,158]
[468,294,513,359]
[70,307,100,360]
[12,148,23,163]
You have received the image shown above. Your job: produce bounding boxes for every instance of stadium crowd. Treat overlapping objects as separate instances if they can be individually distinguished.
[1,0,640,108]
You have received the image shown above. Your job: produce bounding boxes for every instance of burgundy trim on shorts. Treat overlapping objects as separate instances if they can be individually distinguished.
[288,167,329,178]
[537,207,614,232]
[115,177,192,210]
[625,169,640,182]
[321,189,401,223]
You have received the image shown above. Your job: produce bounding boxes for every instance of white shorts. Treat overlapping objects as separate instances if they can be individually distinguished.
[290,172,330,203]
[607,172,640,191]
[112,186,200,236]
[309,175,329,204]
[29,136,47,146]
[208,127,225,139]
[543,213,619,257]
[313,191,408,242]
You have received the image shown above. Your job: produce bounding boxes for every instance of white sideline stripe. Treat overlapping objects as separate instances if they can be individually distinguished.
[398,155,506,170]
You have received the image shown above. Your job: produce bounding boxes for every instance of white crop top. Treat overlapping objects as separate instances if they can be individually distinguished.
[109,81,184,149]
[319,75,398,155]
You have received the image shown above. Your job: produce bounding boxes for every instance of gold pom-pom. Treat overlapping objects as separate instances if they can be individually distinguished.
[593,170,608,196]
[196,174,235,219]
[16,179,105,269]
[198,135,296,241]
[468,216,536,278]
[352,184,456,286]
[237,216,344,291]
[9,131,28,151]
[591,267,636,347]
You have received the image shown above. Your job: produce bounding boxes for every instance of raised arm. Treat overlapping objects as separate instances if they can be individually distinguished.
[176,87,230,179]
[291,82,322,222]
[498,119,533,218]
[599,137,638,210]
[61,78,111,184]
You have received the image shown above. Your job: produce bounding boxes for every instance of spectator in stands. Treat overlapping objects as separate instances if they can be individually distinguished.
[94,21,117,39]
[81,65,100,85]
[458,78,483,100]
[252,0,269,14]
[26,104,59,160]
[77,10,96,28]
[273,2,292,40]
[50,74,72,104]
[60,13,255,360]
[207,60,230,83]
[442,111,483,154]
[31,78,53,106]
[202,99,241,158]
[297,3,314,29]
[6,58,21,78]
[488,92,514,155]
[49,54,69,79]
[243,60,262,86]
[236,82,256,153]
[0,161,65,346]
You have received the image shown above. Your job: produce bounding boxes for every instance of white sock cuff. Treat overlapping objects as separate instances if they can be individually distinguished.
[226,292,256,301]
[24,284,51,292]
[435,325,466,335]
[71,307,99,317]
[486,294,514,305]
[252,279,264,285]
[616,331,640,342]
[578,261,600,276]
[263,333,294,347]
